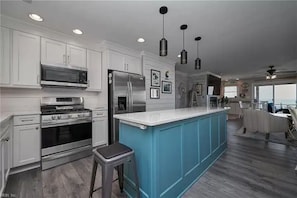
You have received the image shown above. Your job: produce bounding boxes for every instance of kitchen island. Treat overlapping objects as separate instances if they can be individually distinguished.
[114,107,228,198]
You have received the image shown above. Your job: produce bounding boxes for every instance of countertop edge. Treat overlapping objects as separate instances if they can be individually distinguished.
[114,108,229,127]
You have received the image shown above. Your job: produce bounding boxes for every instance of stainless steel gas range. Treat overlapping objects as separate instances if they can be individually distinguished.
[41,97,92,170]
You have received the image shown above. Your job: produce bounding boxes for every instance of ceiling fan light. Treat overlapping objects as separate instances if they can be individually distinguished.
[160,38,168,56]
[266,74,277,80]
[271,74,277,79]
[180,49,187,64]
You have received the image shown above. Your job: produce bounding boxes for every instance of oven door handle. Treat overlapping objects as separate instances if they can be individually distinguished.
[41,119,91,128]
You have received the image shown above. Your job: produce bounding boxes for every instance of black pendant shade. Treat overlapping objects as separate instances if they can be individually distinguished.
[180,24,188,64]
[159,6,168,56]
[160,38,167,56]
[195,58,201,70]
[181,50,187,64]
[195,36,202,70]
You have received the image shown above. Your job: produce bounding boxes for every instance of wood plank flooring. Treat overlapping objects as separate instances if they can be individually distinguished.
[4,119,297,198]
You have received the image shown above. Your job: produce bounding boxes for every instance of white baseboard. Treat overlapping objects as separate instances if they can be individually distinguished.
[9,162,40,175]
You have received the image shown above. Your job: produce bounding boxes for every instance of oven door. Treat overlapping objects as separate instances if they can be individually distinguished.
[41,65,88,88]
[41,122,92,156]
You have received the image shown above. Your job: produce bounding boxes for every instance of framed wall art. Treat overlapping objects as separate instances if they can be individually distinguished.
[195,84,202,96]
[150,88,160,99]
[162,81,172,94]
[151,69,161,87]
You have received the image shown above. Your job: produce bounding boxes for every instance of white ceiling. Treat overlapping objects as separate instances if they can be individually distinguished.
[1,0,297,80]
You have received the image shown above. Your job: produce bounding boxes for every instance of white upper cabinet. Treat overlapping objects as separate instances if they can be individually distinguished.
[108,50,126,72]
[12,31,40,87]
[41,38,66,66]
[0,27,11,85]
[125,55,142,75]
[67,44,87,68]
[87,49,102,91]
[41,37,86,69]
[108,50,142,75]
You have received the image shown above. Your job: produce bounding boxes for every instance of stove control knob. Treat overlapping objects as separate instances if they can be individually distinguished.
[52,115,56,120]
[57,115,61,120]
[78,114,82,118]
[68,115,72,118]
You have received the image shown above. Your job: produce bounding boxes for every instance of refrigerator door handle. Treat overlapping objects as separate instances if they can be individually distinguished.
[127,81,130,112]
[130,81,134,110]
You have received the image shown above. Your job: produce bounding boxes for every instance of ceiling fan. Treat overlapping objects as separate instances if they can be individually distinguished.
[265,65,296,80]
[266,66,277,79]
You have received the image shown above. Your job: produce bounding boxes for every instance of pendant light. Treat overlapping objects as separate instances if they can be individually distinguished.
[180,24,188,64]
[195,36,202,70]
[159,6,168,56]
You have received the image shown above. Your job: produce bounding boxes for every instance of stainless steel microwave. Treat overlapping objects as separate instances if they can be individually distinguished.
[41,65,88,88]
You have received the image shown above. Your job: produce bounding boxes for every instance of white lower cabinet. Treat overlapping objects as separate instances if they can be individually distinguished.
[92,110,108,147]
[0,118,12,197]
[13,115,40,167]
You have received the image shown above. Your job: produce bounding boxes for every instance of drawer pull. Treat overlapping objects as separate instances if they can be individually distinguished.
[36,127,39,130]
[21,119,34,122]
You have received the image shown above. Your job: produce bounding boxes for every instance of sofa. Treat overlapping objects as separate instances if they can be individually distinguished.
[243,109,289,139]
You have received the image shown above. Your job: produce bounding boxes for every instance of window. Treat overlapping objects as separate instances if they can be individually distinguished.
[224,86,237,98]
[254,83,297,109]
[274,84,296,108]
[258,85,273,103]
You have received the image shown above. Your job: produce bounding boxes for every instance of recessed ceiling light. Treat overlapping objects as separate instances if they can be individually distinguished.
[236,78,239,80]
[73,29,83,35]
[137,38,145,43]
[29,13,43,22]
[177,54,181,58]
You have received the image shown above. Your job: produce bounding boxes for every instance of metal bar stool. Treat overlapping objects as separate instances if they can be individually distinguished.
[89,142,140,198]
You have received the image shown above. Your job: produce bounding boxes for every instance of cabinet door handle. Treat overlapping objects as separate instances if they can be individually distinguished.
[88,80,90,87]
[68,55,70,64]
[37,75,40,84]
[127,63,129,71]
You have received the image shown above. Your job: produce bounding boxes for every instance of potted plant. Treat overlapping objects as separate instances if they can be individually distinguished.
[219,96,229,107]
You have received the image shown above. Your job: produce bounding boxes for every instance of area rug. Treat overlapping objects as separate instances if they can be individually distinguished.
[234,126,297,147]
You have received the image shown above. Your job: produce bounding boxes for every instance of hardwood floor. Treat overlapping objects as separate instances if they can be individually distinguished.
[4,119,297,198]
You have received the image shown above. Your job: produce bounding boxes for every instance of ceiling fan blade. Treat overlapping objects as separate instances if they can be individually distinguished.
[275,70,297,74]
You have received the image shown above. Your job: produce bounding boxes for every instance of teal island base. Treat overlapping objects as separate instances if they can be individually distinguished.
[119,111,227,198]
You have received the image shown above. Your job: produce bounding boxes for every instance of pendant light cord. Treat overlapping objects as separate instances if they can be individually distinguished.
[183,30,185,49]
[163,15,165,38]
[197,41,199,57]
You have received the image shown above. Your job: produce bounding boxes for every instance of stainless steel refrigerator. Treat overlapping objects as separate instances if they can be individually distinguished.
[108,70,146,144]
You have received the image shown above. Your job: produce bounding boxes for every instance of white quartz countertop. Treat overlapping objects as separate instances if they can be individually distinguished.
[114,107,229,127]
[0,111,41,123]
